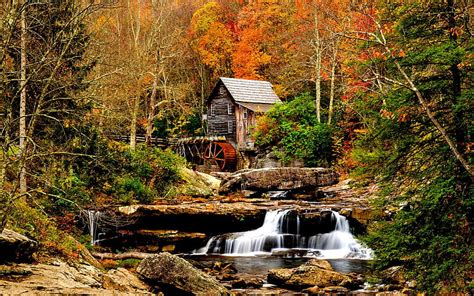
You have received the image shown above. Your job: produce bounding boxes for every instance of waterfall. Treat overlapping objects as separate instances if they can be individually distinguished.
[85,210,103,245]
[305,211,371,259]
[195,209,372,259]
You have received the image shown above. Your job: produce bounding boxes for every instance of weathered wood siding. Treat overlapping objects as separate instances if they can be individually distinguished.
[207,83,236,143]
[235,105,257,148]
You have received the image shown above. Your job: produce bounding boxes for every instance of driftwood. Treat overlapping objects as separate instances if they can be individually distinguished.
[91,251,152,260]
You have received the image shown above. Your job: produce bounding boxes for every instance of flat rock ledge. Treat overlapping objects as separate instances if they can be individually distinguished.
[219,167,339,194]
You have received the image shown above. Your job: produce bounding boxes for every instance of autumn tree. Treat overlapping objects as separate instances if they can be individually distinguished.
[232,0,297,97]
[294,0,353,124]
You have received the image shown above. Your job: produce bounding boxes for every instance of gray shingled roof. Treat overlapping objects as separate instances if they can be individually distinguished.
[220,77,281,104]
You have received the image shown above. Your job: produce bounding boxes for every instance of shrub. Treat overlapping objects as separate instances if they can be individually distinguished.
[254,93,334,166]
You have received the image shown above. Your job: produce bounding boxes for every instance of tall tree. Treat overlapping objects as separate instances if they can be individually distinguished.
[18,0,27,193]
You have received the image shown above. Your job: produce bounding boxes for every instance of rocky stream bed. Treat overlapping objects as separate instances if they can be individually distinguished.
[0,169,413,295]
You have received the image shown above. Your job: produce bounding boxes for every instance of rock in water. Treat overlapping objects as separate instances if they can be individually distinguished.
[137,252,229,295]
[267,259,359,290]
[0,229,38,262]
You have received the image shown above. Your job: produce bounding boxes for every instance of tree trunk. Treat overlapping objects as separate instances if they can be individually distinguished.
[328,39,338,125]
[130,96,139,150]
[392,58,473,179]
[19,1,27,194]
[314,11,322,123]
[145,71,159,145]
[91,251,152,260]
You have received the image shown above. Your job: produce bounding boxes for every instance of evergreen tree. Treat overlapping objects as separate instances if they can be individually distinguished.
[353,1,473,292]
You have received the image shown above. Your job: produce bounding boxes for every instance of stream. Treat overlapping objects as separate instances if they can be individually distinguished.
[85,207,372,270]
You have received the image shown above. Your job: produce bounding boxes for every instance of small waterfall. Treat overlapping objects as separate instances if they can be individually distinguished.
[306,212,371,259]
[195,209,372,259]
[84,210,103,245]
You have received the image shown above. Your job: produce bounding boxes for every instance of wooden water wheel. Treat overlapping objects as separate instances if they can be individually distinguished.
[203,141,237,171]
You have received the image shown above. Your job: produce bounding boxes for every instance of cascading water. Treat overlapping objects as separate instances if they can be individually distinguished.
[195,209,371,259]
[84,210,103,245]
[304,211,371,259]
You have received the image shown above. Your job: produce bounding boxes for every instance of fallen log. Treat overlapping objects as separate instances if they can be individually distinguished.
[91,251,153,260]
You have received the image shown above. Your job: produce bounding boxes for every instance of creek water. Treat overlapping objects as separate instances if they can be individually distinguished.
[187,255,370,274]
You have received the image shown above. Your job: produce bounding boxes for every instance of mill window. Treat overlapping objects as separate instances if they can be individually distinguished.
[228,121,233,133]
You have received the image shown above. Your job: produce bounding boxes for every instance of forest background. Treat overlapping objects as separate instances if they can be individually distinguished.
[0,0,472,293]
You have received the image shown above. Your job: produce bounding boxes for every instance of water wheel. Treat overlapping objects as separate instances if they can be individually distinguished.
[203,141,237,171]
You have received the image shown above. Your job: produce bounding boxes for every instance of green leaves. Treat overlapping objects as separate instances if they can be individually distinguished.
[255,93,334,166]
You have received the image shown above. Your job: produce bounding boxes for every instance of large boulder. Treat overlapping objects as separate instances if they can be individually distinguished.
[137,252,229,295]
[268,259,360,290]
[0,229,38,262]
[219,167,338,194]
[174,168,221,197]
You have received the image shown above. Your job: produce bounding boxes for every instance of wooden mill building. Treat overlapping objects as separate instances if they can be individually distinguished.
[206,77,281,150]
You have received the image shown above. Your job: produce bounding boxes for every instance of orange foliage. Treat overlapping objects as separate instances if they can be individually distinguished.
[232,28,270,79]
[190,1,235,78]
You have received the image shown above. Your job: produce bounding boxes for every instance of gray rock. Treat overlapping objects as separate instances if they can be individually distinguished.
[0,229,38,262]
[219,167,339,194]
[137,252,229,295]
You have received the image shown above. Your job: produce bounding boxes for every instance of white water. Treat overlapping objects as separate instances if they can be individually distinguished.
[195,209,372,259]
[85,210,103,245]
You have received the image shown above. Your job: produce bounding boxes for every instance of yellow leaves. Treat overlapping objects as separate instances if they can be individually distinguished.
[273,84,288,98]
[190,1,222,36]
[91,15,108,32]
[354,129,368,134]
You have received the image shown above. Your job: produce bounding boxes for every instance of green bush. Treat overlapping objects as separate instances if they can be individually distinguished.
[254,93,334,166]
[118,145,184,199]
[363,178,473,292]
[45,132,186,210]
[116,176,153,204]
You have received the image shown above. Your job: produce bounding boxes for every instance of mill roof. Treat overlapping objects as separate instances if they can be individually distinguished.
[218,77,281,105]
